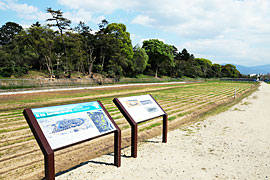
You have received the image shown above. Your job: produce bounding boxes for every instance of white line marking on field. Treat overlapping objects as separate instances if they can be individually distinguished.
[0,82,187,96]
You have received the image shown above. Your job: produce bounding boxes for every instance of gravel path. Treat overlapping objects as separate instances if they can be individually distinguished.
[56,82,270,180]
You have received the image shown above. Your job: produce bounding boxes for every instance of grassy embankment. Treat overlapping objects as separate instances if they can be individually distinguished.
[0,81,259,180]
[0,71,203,90]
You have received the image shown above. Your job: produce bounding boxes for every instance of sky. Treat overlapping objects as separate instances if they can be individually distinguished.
[0,0,270,67]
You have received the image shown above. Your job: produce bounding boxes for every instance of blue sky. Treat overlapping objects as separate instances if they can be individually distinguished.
[0,0,270,66]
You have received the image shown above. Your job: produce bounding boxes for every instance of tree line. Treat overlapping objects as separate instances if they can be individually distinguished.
[0,8,241,79]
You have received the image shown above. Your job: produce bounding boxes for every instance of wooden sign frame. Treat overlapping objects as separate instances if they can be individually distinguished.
[23,101,121,180]
[113,94,167,158]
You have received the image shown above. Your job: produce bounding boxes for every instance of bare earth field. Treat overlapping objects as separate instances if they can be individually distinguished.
[0,81,259,179]
[57,82,270,180]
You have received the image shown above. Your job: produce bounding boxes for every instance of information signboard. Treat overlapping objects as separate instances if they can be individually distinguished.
[113,94,167,158]
[32,101,116,150]
[117,95,165,123]
[23,101,121,180]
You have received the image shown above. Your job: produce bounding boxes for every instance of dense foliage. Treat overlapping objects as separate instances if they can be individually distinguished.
[0,8,241,79]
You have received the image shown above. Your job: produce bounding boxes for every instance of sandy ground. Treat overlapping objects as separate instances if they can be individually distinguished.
[56,82,270,180]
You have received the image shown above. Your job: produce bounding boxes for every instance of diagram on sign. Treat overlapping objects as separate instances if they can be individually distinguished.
[52,118,85,133]
[118,95,164,123]
[87,110,114,133]
[125,99,141,108]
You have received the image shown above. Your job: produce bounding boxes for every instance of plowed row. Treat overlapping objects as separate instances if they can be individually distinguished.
[0,81,258,180]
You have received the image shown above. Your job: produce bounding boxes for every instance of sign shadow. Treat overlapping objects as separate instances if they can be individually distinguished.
[53,159,114,179]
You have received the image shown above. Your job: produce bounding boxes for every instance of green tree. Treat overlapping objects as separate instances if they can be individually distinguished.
[195,58,213,78]
[221,64,240,78]
[65,31,86,76]
[31,21,41,28]
[0,30,37,77]
[46,7,71,77]
[142,39,174,78]
[173,48,195,78]
[104,23,134,77]
[0,22,23,46]
[0,48,13,77]
[212,64,222,78]
[95,19,110,72]
[132,45,149,76]
[75,21,96,76]
[179,48,192,61]
[26,26,56,78]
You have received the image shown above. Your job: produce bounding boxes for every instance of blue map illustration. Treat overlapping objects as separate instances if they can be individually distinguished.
[52,118,85,133]
[87,110,114,133]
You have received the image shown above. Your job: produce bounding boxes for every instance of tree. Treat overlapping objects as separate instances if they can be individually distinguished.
[212,64,222,78]
[75,21,96,76]
[31,21,41,28]
[0,30,38,77]
[195,58,213,78]
[95,19,110,71]
[0,22,23,46]
[46,7,71,77]
[26,26,57,78]
[65,31,84,75]
[142,39,174,78]
[132,45,149,75]
[221,64,240,78]
[173,48,197,78]
[0,48,13,77]
[104,23,134,77]
[180,48,191,61]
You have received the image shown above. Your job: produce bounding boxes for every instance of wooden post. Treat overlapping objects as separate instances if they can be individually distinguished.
[162,114,168,143]
[131,124,138,158]
[45,152,55,180]
[98,101,121,167]
[23,109,55,180]
[114,129,121,167]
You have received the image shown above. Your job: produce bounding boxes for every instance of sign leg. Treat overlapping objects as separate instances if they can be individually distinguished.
[162,114,168,143]
[131,125,138,158]
[114,130,121,167]
[45,152,55,180]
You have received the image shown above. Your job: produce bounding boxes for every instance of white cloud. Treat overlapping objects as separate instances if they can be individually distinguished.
[0,1,7,10]
[181,36,270,66]
[2,0,49,22]
[58,0,270,39]
[20,23,32,29]
[64,9,105,25]
[64,10,93,24]
[131,15,156,26]
[58,0,139,14]
[130,33,140,44]
[7,2,38,13]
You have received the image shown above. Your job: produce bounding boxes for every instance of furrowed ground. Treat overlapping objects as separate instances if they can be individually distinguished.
[0,81,258,180]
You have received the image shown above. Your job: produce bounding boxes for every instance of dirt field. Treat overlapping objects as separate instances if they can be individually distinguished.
[0,81,258,180]
[57,82,270,180]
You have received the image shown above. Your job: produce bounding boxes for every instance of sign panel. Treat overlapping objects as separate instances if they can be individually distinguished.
[117,95,164,123]
[32,101,116,150]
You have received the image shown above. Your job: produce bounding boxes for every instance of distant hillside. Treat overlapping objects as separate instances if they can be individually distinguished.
[234,64,270,75]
